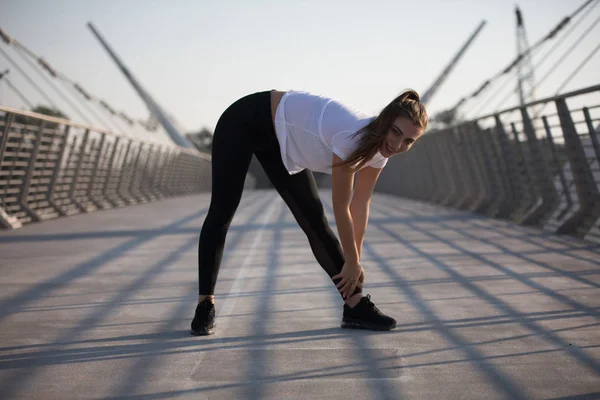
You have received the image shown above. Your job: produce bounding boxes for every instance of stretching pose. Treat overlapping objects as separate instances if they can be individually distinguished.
[191,89,427,335]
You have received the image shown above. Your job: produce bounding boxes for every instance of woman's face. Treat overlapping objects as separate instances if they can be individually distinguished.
[379,116,422,158]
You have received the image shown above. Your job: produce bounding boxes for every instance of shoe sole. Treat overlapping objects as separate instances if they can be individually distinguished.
[190,327,215,336]
[341,319,396,331]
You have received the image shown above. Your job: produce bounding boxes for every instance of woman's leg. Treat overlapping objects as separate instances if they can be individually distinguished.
[197,101,256,299]
[254,148,362,303]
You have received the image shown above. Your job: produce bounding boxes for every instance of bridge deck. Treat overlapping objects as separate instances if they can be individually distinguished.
[0,191,599,400]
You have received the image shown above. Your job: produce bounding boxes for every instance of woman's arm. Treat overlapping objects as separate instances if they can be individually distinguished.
[350,166,383,258]
[331,154,360,265]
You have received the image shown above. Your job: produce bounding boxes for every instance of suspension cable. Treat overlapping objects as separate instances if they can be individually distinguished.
[447,0,597,115]
[1,26,139,132]
[464,0,600,119]
[533,0,600,70]
[5,78,35,109]
[534,13,600,90]
[0,70,35,108]
[58,79,121,131]
[555,41,600,94]
[0,46,59,110]
[12,44,94,124]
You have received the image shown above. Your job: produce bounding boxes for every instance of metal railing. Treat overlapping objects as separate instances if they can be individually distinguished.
[0,106,212,229]
[376,84,600,243]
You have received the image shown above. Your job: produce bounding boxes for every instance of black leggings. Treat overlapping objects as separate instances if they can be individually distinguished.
[197,90,361,299]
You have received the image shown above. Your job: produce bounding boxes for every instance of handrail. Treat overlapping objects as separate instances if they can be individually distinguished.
[0,104,211,160]
[475,83,600,120]
[0,104,126,137]
[377,83,600,243]
[0,105,214,229]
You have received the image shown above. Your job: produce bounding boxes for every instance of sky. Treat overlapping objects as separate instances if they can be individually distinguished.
[0,0,599,137]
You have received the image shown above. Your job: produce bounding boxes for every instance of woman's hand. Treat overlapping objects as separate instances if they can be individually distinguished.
[333,262,364,299]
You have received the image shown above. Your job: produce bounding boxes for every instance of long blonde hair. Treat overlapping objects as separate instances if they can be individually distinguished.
[333,89,428,170]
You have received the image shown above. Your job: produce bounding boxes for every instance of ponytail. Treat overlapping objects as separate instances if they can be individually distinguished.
[396,89,421,104]
[332,88,428,169]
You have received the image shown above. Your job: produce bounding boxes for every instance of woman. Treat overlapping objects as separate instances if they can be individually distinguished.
[191,88,428,335]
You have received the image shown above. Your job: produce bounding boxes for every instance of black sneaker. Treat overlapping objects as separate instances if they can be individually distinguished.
[341,294,396,331]
[190,298,215,336]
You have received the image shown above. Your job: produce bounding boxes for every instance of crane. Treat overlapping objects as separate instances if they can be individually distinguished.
[420,20,487,105]
[87,22,195,149]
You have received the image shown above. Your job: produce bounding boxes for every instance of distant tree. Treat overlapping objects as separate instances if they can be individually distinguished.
[31,105,68,120]
[14,105,69,129]
[429,108,465,130]
[186,127,213,153]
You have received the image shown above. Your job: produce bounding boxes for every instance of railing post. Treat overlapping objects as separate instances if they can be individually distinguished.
[519,107,560,226]
[87,132,106,209]
[485,128,508,218]
[178,154,190,196]
[435,130,452,206]
[400,151,417,199]
[0,113,22,229]
[129,142,147,203]
[427,135,442,204]
[19,120,45,222]
[151,146,166,199]
[68,129,90,213]
[161,149,176,196]
[583,107,600,162]
[0,113,12,167]
[118,139,136,205]
[541,116,573,221]
[508,122,538,222]
[450,128,468,208]
[150,145,165,199]
[434,133,456,206]
[0,113,13,212]
[493,115,521,218]
[140,144,157,201]
[555,98,600,237]
[155,148,169,197]
[56,134,79,215]
[193,155,205,193]
[103,137,121,208]
[454,126,479,210]
[47,125,70,217]
[415,142,433,201]
[478,127,506,218]
[465,122,494,213]
[429,133,449,204]
[167,152,181,196]
[424,139,441,202]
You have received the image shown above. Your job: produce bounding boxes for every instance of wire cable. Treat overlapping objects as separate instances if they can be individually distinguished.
[58,79,121,131]
[2,76,35,108]
[3,32,134,131]
[477,0,600,117]
[0,45,58,110]
[533,0,600,70]
[555,41,600,94]
[462,72,514,119]
[448,0,596,115]
[12,45,94,124]
[1,25,174,141]
[534,13,600,90]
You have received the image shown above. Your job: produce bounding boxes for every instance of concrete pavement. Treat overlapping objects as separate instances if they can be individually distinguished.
[0,190,599,399]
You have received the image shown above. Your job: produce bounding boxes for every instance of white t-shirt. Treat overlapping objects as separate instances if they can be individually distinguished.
[273,90,388,175]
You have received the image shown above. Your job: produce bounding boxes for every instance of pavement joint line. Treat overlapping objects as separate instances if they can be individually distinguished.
[196,377,408,383]
[190,196,281,376]
[188,347,400,350]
